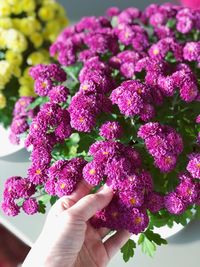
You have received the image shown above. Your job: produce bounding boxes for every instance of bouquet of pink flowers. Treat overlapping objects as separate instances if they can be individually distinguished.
[2,3,200,262]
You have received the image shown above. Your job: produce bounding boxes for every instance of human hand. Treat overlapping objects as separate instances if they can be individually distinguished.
[23,182,131,267]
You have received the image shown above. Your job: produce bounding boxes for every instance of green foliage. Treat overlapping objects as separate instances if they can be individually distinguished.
[63,62,82,83]
[38,200,46,214]
[0,77,18,128]
[38,194,51,205]
[27,96,48,110]
[149,211,172,229]
[52,133,80,160]
[50,196,59,206]
[166,19,176,29]
[78,132,97,154]
[172,208,195,226]
[121,239,136,262]
[138,229,167,258]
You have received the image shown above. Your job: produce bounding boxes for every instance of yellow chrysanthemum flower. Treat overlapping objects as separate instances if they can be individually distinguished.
[0,93,6,109]
[19,17,41,36]
[0,0,68,122]
[6,50,23,66]
[19,69,36,97]
[27,50,50,66]
[0,60,12,90]
[5,29,28,52]
[0,17,13,29]
[0,1,11,17]
[30,32,44,48]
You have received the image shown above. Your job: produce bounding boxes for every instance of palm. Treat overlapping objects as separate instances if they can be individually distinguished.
[75,223,110,267]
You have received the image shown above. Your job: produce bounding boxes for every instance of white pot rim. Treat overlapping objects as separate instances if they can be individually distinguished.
[0,125,24,157]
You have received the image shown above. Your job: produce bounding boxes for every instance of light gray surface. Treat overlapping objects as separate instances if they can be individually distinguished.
[0,150,47,246]
[0,150,200,266]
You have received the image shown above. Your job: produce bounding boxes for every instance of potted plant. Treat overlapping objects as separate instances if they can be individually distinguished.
[2,3,200,262]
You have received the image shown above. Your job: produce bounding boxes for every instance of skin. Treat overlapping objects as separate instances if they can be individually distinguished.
[23,182,131,267]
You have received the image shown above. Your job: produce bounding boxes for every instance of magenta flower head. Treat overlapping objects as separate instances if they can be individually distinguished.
[3,4,200,262]
[164,192,186,214]
[99,121,123,140]
[186,153,200,179]
[22,198,39,215]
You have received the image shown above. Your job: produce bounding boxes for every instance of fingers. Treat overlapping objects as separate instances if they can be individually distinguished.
[66,185,113,221]
[98,227,111,239]
[104,230,131,259]
[48,181,92,217]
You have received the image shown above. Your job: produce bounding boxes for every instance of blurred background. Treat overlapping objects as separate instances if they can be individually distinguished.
[59,0,175,21]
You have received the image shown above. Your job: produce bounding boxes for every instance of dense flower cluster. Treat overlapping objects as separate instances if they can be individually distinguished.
[138,122,183,172]
[0,0,68,126]
[46,158,86,197]
[164,172,199,214]
[84,140,164,233]
[68,57,114,132]
[2,176,36,216]
[2,3,200,243]
[9,96,36,144]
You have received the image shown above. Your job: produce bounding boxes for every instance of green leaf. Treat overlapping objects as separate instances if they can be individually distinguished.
[121,239,136,262]
[63,62,83,84]
[111,16,118,27]
[172,208,194,226]
[27,96,48,110]
[38,194,51,205]
[17,199,24,207]
[166,19,176,28]
[0,77,18,127]
[149,212,170,228]
[138,230,167,258]
[195,205,200,219]
[77,132,96,154]
[138,233,156,257]
[50,196,59,206]
[38,201,46,214]
[145,229,167,246]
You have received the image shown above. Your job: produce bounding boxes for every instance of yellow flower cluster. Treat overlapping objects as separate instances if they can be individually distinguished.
[0,0,68,109]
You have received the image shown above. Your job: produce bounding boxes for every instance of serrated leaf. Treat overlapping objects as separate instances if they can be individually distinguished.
[145,230,167,246]
[138,233,145,245]
[138,233,156,257]
[121,239,136,262]
[138,230,167,258]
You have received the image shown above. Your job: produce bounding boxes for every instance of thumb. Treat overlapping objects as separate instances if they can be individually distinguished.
[66,185,113,221]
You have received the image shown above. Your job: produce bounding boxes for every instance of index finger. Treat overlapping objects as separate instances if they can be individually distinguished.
[48,180,92,217]
[66,185,113,221]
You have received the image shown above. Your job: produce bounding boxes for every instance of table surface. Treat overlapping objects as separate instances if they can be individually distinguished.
[0,149,200,267]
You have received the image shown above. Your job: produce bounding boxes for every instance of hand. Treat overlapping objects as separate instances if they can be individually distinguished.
[23,182,131,267]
